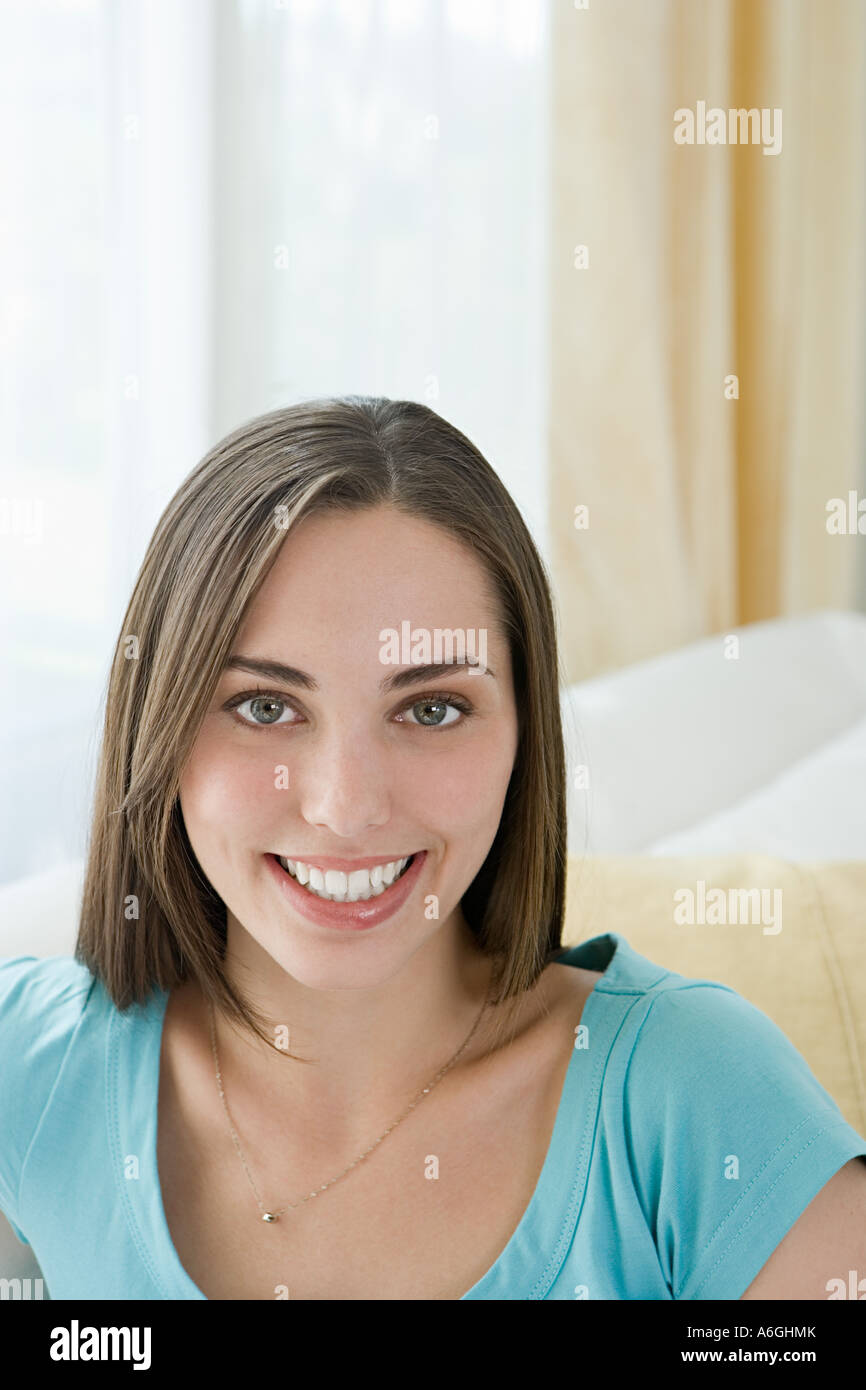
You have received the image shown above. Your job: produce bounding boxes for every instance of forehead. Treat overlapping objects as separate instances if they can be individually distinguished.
[236,505,505,647]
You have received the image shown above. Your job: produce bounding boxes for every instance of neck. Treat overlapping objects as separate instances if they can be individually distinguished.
[204,909,507,1139]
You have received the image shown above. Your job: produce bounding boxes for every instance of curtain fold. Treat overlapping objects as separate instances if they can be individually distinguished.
[549,0,866,683]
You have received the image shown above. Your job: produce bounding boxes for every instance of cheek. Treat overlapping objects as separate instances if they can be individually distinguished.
[405,727,516,830]
[179,731,276,844]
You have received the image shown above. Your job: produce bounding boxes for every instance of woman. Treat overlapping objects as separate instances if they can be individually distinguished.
[1,396,864,1300]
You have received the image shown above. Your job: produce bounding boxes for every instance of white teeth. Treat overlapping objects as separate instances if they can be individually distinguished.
[277,855,413,902]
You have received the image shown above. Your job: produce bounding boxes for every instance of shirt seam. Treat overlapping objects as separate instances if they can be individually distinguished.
[636,981,855,1297]
[107,1000,176,1299]
[616,980,771,1299]
[684,1114,863,1299]
[533,965,721,1295]
[617,981,862,1301]
[528,1003,635,1296]
[532,981,674,1298]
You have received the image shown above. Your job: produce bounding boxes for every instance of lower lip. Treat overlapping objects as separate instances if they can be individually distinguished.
[263,850,428,931]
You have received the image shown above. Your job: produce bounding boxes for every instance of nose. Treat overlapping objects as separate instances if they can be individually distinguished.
[294,727,392,839]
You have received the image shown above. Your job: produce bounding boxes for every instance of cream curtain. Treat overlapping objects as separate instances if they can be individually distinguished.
[549,0,866,684]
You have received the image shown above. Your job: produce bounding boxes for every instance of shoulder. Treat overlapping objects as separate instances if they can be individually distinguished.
[555,932,840,1094]
[613,975,866,1299]
[0,954,98,1227]
[0,953,97,1116]
[523,960,605,1047]
[620,976,860,1147]
[545,961,605,1005]
[624,976,839,1098]
[0,953,96,1035]
[627,972,785,1047]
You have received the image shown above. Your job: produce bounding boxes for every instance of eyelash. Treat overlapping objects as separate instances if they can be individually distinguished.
[222,686,475,732]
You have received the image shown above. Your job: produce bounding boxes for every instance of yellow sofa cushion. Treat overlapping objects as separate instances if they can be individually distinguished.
[563,853,866,1136]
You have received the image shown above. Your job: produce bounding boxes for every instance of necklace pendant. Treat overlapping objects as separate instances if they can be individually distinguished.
[262,1211,279,1223]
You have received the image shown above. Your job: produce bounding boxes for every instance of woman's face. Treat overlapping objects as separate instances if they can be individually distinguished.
[178,503,520,992]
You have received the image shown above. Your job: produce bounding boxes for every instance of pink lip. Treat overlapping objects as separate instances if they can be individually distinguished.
[263,850,428,931]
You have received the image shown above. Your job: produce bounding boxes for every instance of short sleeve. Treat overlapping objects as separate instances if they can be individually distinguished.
[0,955,94,1242]
[622,982,866,1301]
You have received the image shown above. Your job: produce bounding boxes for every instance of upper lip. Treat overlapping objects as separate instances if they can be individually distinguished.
[271,852,422,872]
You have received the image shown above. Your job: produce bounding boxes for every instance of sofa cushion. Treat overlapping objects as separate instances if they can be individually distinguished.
[563,853,866,1136]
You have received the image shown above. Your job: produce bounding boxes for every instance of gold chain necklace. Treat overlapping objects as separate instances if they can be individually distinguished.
[208,990,493,1223]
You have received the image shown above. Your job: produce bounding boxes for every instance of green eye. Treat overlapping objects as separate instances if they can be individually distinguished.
[246,695,291,725]
[395,692,474,729]
[400,699,460,727]
[226,692,298,727]
[223,687,474,731]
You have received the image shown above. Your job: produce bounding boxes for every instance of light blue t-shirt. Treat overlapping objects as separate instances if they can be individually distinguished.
[1,931,864,1300]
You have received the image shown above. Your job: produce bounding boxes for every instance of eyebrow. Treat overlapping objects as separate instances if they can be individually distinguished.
[224,654,495,693]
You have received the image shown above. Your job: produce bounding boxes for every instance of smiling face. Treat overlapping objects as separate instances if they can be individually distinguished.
[177,503,520,993]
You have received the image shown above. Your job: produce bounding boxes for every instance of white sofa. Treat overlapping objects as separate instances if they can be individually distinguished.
[563,608,866,860]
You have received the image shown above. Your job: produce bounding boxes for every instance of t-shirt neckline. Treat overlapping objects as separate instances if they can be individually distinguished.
[109,930,636,1300]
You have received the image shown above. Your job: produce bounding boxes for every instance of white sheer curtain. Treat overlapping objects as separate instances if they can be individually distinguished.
[0,0,213,884]
[0,0,548,884]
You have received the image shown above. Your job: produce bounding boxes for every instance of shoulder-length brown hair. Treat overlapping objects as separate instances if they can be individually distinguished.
[76,396,570,1051]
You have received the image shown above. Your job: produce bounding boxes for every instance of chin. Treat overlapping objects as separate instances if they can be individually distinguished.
[234,918,431,995]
